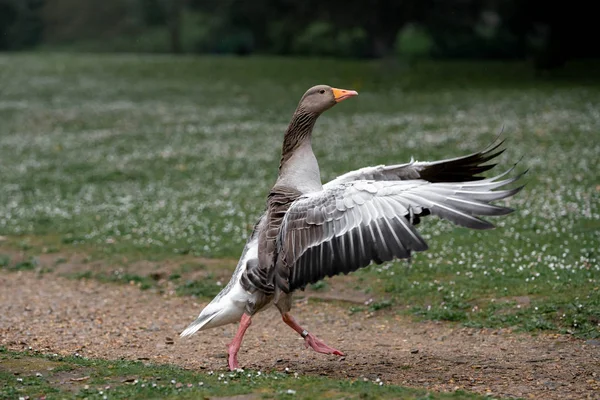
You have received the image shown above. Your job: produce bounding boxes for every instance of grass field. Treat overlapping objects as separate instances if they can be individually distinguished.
[0,53,599,397]
[1,348,486,400]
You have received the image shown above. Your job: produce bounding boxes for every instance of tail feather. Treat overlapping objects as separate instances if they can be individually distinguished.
[180,309,220,338]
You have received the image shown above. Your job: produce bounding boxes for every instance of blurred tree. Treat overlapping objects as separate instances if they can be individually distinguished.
[0,0,18,50]
[164,0,183,53]
[189,0,427,57]
[41,0,137,43]
[424,0,598,69]
[3,0,596,69]
[140,0,167,26]
[395,23,434,63]
[425,0,503,59]
[0,0,44,50]
[324,0,432,57]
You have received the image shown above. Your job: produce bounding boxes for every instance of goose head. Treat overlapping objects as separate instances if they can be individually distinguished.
[298,85,358,114]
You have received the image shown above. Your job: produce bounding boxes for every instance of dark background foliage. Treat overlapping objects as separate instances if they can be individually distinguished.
[0,0,596,70]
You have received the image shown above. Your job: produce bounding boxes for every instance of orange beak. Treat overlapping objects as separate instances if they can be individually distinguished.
[332,87,358,103]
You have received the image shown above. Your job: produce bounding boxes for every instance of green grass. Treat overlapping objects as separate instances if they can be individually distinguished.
[65,270,156,291]
[0,255,39,272]
[0,348,484,399]
[0,53,598,338]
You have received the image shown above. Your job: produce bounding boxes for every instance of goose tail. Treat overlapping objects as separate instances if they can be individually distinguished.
[180,308,222,337]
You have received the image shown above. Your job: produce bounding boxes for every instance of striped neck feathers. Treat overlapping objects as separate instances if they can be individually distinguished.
[279,107,319,170]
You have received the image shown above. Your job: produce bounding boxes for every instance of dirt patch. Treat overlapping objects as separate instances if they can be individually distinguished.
[0,247,236,277]
[0,247,369,303]
[0,355,94,393]
[1,271,599,399]
[0,356,63,375]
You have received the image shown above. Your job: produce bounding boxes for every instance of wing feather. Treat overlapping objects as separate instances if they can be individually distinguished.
[273,166,523,292]
[323,139,508,189]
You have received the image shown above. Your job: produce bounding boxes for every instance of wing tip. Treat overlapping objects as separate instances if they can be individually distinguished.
[474,219,496,230]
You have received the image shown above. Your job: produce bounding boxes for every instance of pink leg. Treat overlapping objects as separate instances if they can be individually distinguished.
[281,312,344,356]
[227,314,252,370]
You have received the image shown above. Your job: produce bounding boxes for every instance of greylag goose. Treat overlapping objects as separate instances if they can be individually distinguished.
[180,85,524,370]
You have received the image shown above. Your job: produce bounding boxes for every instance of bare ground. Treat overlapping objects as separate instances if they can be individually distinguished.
[1,271,599,399]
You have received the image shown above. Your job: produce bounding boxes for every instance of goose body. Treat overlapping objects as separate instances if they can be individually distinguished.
[181,85,524,370]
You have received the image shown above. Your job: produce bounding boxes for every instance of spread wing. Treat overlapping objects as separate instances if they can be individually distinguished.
[323,140,506,189]
[274,169,524,292]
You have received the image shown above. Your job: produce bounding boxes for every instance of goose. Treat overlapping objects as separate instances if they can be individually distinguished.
[180,85,524,370]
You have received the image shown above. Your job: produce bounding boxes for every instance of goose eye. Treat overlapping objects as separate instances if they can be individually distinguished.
[319,89,325,94]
